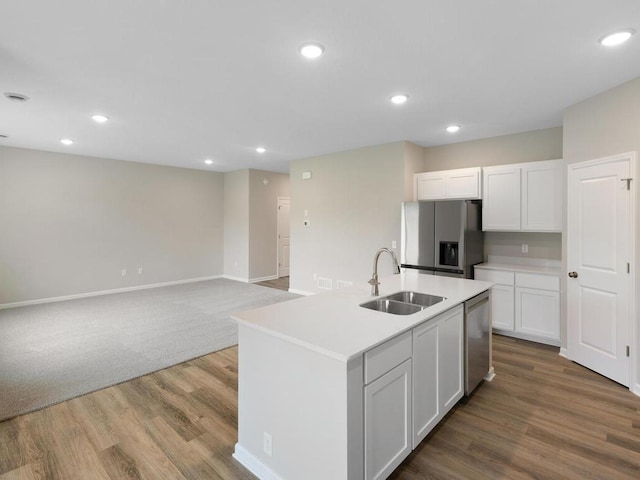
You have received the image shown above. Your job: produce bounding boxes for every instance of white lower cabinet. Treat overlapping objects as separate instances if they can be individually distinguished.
[475,266,560,345]
[437,306,464,412]
[364,359,412,480]
[516,287,560,340]
[489,284,515,330]
[412,305,463,448]
[412,322,439,447]
[364,305,465,479]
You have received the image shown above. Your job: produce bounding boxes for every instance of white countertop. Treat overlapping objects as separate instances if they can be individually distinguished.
[232,271,492,363]
[475,262,561,275]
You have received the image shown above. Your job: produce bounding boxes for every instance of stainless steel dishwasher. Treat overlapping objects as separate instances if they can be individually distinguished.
[464,290,490,395]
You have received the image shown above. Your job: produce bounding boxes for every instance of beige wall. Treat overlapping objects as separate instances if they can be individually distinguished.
[289,142,413,294]
[248,169,290,280]
[223,170,250,281]
[0,145,224,305]
[423,127,564,263]
[403,142,427,200]
[423,127,563,170]
[562,76,640,389]
[223,169,290,281]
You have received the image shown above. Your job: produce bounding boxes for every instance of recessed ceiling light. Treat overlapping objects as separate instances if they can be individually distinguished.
[256,147,266,154]
[446,125,461,133]
[299,43,325,59]
[60,138,74,146]
[204,159,213,165]
[4,92,29,103]
[91,114,109,123]
[598,29,635,46]
[390,94,409,105]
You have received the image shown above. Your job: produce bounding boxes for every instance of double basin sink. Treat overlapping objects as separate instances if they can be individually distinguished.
[360,291,446,316]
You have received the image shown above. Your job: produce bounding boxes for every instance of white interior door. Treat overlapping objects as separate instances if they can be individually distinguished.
[277,197,290,277]
[567,154,632,386]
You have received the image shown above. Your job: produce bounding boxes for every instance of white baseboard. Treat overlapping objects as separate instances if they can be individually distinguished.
[223,275,250,283]
[288,288,314,296]
[0,275,223,310]
[559,347,569,359]
[233,443,283,480]
[484,366,496,382]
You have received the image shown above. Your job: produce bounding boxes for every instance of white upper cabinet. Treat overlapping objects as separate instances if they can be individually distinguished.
[482,166,521,230]
[521,161,563,231]
[482,159,564,232]
[414,167,481,200]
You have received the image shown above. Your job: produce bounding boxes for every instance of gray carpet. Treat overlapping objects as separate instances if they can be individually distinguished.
[0,278,298,421]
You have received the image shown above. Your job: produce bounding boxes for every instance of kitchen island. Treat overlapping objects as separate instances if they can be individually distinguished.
[232,271,493,480]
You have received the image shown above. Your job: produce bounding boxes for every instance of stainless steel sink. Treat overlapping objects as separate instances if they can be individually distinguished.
[360,299,423,315]
[384,291,446,308]
[359,290,446,315]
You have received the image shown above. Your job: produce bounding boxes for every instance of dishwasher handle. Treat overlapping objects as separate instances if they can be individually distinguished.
[465,290,489,313]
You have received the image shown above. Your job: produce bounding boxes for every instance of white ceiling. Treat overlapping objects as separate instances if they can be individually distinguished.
[1,1,639,173]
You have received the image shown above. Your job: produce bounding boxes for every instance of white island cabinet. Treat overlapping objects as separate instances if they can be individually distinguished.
[232,272,491,480]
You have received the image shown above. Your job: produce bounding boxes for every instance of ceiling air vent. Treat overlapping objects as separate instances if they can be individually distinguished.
[4,92,29,103]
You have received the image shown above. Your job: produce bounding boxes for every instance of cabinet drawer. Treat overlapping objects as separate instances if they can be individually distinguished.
[365,331,412,384]
[515,272,559,291]
[475,269,514,285]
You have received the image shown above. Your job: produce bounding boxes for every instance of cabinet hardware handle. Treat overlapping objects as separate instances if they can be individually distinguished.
[568,271,578,278]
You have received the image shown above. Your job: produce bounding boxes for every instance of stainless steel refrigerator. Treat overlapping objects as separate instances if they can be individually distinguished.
[400,200,484,278]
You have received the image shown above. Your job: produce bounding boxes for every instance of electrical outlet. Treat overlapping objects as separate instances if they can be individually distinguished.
[121,268,127,276]
[391,240,397,249]
[137,267,143,275]
[522,244,529,254]
[263,432,272,457]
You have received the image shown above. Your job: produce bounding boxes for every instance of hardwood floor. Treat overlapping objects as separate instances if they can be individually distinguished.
[255,276,289,292]
[1,334,639,479]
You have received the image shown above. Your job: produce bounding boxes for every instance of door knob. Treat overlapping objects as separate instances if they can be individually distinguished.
[568,271,578,278]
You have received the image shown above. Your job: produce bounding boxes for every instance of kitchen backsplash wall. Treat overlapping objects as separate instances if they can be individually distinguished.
[484,232,562,263]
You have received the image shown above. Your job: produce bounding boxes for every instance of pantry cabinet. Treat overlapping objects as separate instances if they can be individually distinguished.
[482,159,563,232]
[414,167,481,200]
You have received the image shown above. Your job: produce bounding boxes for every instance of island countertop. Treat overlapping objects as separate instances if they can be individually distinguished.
[232,271,493,362]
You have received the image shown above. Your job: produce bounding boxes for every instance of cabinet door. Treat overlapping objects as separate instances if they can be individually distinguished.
[364,359,412,480]
[521,160,563,232]
[412,321,439,448]
[445,167,481,199]
[491,284,515,331]
[482,166,521,231]
[415,172,446,200]
[515,287,560,340]
[438,306,464,412]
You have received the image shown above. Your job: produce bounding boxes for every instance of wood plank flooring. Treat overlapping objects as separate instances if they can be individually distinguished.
[1,334,639,479]
[255,276,289,292]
